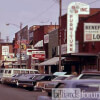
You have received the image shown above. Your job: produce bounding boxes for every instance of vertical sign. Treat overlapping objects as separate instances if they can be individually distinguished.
[67,2,90,53]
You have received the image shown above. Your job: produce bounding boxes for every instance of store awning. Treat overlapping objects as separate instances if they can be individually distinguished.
[34,40,43,48]
[39,57,65,66]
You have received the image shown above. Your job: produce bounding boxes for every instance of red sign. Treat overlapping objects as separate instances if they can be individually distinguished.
[32,51,45,60]
[27,49,38,55]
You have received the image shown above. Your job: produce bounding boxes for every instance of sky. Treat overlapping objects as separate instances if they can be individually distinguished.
[0,0,100,42]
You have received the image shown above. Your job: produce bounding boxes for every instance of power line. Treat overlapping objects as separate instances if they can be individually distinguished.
[62,0,100,11]
[24,2,56,25]
[88,0,100,5]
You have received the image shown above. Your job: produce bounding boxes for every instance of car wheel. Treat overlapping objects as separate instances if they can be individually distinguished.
[42,88,45,92]
[1,78,4,84]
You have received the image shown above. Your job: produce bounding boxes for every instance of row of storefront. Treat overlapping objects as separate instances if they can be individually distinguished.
[1,5,100,74]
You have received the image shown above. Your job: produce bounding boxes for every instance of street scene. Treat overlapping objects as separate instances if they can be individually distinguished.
[1,0,100,100]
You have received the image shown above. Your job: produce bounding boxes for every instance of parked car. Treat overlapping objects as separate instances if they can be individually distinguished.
[0,68,39,83]
[34,75,76,91]
[77,71,100,79]
[17,74,56,90]
[38,79,100,100]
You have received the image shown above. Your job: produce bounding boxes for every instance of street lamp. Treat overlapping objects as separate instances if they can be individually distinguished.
[6,22,23,68]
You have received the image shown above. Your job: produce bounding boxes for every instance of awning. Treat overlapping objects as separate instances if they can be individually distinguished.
[34,40,43,48]
[39,57,65,66]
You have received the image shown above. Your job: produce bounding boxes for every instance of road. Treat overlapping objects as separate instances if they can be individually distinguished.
[0,84,47,100]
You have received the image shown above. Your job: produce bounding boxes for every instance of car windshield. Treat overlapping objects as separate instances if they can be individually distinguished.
[76,83,100,92]
[80,74,100,79]
[32,75,52,81]
[53,77,67,81]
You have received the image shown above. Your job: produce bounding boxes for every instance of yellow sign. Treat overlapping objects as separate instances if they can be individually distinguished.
[20,43,27,50]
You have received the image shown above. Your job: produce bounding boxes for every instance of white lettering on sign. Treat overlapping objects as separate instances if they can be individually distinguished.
[67,2,90,53]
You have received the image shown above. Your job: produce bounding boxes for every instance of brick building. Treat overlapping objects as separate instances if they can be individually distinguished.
[39,8,100,74]
[60,8,100,74]
[0,42,14,68]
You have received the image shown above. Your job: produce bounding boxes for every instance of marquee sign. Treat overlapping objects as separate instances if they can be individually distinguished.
[67,2,90,53]
[84,23,100,41]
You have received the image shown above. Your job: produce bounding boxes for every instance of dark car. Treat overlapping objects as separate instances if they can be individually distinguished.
[17,74,56,90]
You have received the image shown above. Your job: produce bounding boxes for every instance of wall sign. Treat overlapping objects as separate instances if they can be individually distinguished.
[84,23,100,41]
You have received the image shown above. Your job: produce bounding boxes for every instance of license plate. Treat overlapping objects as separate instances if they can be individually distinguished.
[23,85,27,87]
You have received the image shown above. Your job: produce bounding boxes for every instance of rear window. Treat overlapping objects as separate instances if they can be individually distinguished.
[80,74,100,79]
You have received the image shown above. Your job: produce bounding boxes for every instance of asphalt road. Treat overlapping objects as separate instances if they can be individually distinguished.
[0,84,47,100]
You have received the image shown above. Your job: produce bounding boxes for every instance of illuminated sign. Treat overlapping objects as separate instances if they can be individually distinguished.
[67,2,90,53]
[84,23,100,41]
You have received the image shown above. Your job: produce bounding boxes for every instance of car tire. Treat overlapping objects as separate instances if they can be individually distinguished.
[1,78,4,84]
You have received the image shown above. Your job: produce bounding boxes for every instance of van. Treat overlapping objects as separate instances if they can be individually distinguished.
[0,68,39,83]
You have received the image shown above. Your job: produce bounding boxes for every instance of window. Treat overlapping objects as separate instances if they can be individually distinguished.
[0,70,4,73]
[56,83,66,88]
[76,83,100,92]
[26,71,29,74]
[21,71,25,74]
[80,74,100,79]
[14,70,20,74]
[8,70,11,74]
[5,70,8,74]
[30,71,34,74]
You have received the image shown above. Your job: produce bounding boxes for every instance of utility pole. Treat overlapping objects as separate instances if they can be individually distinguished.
[59,0,62,72]
[20,22,22,68]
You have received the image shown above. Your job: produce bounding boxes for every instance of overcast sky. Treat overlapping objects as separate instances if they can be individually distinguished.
[0,0,100,41]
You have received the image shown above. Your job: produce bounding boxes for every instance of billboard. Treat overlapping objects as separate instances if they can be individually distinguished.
[67,2,90,53]
[84,23,100,41]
